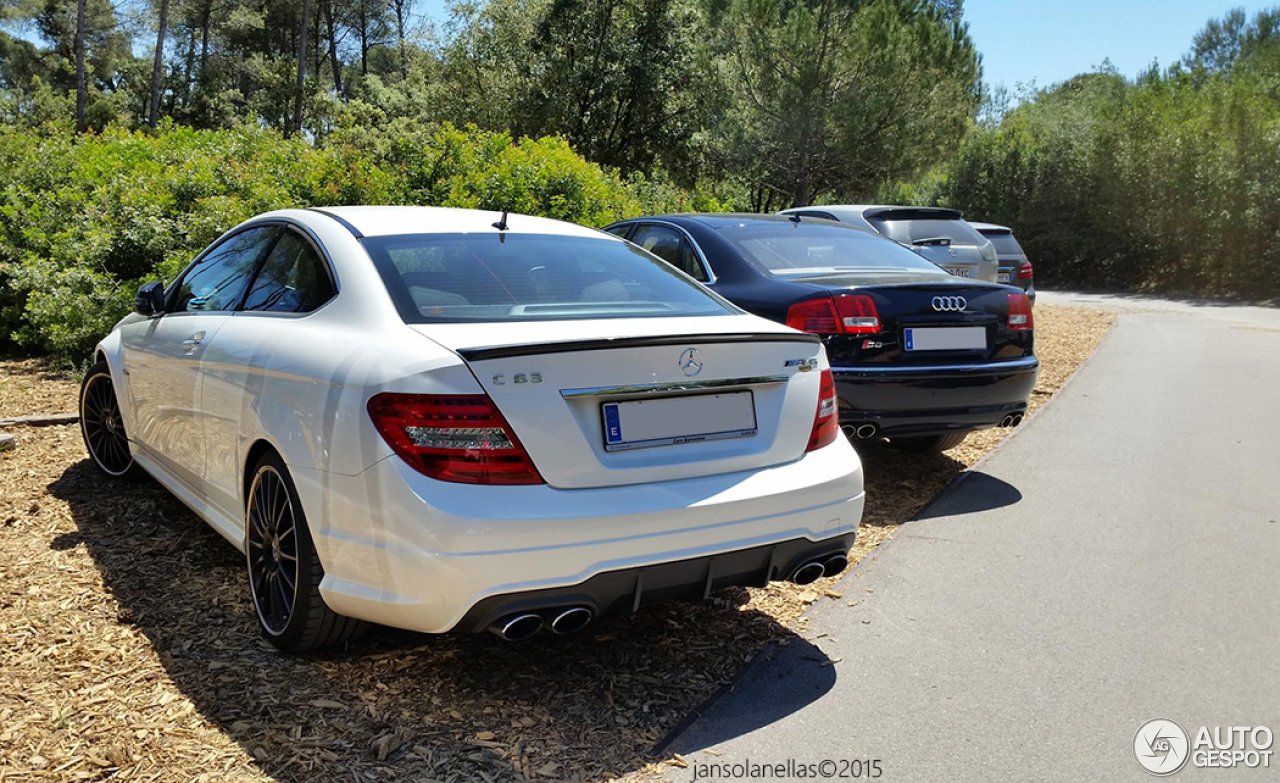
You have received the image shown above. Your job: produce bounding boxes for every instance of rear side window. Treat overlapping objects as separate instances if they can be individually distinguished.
[172,227,277,312]
[363,233,734,323]
[629,224,708,282]
[242,231,336,313]
[870,218,983,247]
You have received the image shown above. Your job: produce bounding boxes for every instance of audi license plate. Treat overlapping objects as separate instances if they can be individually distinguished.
[602,392,756,451]
[904,327,987,351]
[943,266,972,278]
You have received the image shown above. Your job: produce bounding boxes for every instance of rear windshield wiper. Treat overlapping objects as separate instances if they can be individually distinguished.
[911,236,953,247]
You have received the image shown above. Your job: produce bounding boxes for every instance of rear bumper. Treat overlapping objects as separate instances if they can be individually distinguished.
[832,356,1039,437]
[289,437,864,633]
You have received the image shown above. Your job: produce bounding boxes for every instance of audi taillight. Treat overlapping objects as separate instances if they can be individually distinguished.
[1018,261,1034,280]
[1007,293,1034,331]
[806,369,839,451]
[367,392,543,484]
[786,295,880,335]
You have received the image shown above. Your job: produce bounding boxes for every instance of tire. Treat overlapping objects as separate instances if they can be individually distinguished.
[891,431,969,453]
[79,360,144,479]
[245,451,367,652]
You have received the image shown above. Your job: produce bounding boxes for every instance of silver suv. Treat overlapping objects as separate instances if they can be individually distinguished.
[969,222,1035,302]
[778,205,999,283]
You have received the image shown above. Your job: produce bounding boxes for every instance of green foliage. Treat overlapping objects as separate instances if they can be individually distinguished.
[0,121,717,363]
[891,7,1280,300]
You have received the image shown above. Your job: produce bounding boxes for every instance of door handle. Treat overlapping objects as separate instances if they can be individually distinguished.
[182,331,205,353]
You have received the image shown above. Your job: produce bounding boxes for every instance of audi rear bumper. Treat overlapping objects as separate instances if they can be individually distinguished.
[832,356,1039,438]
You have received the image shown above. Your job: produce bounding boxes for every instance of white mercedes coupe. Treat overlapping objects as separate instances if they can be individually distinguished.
[80,207,865,652]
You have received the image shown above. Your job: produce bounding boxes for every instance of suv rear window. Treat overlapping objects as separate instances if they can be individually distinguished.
[981,232,1025,256]
[869,218,983,247]
[363,233,734,323]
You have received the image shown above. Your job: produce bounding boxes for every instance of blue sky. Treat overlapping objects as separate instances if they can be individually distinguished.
[964,1,1261,91]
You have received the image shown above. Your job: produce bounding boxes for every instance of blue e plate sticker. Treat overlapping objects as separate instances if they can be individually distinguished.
[904,329,914,351]
[603,403,623,444]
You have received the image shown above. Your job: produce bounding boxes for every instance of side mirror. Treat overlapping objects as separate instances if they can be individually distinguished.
[135,281,165,316]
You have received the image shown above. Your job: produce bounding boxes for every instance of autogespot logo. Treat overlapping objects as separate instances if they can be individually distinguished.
[1135,718,1191,776]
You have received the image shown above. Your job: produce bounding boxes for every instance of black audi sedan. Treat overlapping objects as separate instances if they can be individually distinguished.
[604,214,1038,451]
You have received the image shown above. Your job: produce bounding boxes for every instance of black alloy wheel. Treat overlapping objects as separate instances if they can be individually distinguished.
[244,452,367,652]
[79,360,140,478]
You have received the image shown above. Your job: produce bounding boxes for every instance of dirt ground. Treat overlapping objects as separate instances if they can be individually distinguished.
[0,305,1113,783]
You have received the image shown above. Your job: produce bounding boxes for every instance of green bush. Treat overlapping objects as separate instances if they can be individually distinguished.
[0,121,722,363]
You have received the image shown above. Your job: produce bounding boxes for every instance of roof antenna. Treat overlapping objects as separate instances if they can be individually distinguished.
[492,210,509,231]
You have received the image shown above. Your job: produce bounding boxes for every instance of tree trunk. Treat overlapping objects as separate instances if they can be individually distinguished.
[74,0,86,132]
[148,0,172,128]
[358,1,369,76]
[292,0,311,137]
[199,0,212,82]
[394,0,408,80]
[324,0,343,96]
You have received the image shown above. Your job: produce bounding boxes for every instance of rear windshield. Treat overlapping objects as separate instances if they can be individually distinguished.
[718,223,952,279]
[981,232,1025,256]
[363,233,734,323]
[869,218,982,247]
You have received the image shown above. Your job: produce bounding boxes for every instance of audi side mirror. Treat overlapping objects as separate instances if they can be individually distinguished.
[135,281,165,316]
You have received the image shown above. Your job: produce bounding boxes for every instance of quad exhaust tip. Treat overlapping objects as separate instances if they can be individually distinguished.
[1000,413,1026,428]
[841,423,879,440]
[490,613,543,642]
[791,560,827,586]
[549,606,593,635]
[821,553,849,578]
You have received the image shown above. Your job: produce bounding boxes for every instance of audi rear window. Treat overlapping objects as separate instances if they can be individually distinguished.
[363,233,734,323]
[718,223,952,279]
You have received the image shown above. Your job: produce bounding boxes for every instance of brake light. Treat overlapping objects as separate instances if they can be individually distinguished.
[786,295,880,335]
[1018,261,1034,280]
[1008,293,1033,331]
[806,369,839,451]
[367,393,543,484]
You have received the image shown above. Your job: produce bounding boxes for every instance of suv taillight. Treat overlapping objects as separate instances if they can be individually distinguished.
[786,295,880,335]
[806,369,838,452]
[367,393,543,484]
[1018,261,1034,280]
[1008,293,1034,331]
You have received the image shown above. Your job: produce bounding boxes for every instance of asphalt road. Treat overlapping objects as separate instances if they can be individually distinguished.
[661,293,1280,782]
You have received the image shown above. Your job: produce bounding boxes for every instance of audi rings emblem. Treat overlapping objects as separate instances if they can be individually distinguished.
[931,296,967,312]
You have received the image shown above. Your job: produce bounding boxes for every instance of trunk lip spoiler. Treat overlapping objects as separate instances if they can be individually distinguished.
[456,332,820,362]
[560,374,790,400]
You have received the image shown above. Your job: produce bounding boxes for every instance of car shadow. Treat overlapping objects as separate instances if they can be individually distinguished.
[912,471,1022,520]
[46,459,835,782]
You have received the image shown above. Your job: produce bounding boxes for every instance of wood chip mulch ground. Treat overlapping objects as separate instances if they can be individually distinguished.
[0,304,1113,783]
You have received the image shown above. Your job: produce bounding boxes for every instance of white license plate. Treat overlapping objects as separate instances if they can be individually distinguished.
[997,271,1011,283]
[602,392,756,451]
[904,327,987,351]
[943,266,972,278]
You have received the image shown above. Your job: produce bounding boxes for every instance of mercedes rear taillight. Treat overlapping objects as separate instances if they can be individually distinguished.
[1018,261,1034,280]
[367,392,543,484]
[786,295,880,335]
[806,369,839,451]
[1008,293,1034,331]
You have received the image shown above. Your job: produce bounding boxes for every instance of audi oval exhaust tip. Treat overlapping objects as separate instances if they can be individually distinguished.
[1012,413,1024,426]
[490,613,543,641]
[821,553,849,578]
[791,561,826,586]
[549,607,593,635]
[1000,413,1025,428]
